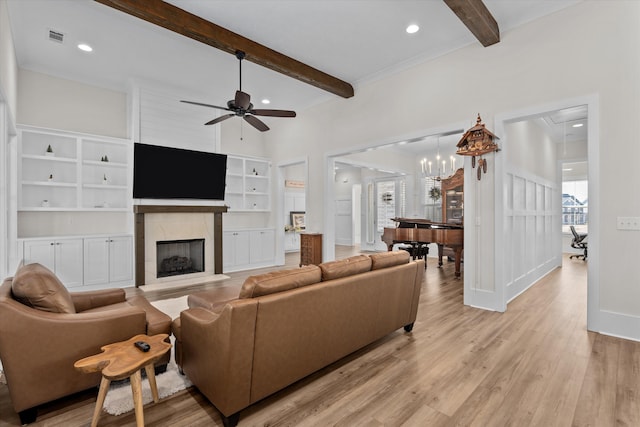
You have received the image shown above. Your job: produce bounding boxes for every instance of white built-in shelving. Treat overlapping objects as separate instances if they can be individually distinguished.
[18,125,131,211]
[225,155,271,211]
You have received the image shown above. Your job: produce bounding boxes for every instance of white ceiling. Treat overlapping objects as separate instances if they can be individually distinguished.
[7,0,582,115]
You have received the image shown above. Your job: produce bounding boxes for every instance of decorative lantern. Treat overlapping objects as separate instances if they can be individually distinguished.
[456,114,499,180]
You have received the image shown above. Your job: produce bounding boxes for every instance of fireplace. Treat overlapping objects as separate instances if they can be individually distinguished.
[156,239,205,278]
[133,205,227,287]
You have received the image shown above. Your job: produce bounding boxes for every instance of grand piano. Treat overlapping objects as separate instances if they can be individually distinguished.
[381,218,464,277]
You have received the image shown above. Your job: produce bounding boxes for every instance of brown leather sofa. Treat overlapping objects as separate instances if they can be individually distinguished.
[0,263,172,424]
[173,251,423,426]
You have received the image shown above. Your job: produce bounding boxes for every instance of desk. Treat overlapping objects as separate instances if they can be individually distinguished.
[74,334,171,427]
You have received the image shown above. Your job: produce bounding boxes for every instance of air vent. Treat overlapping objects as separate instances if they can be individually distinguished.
[48,29,64,43]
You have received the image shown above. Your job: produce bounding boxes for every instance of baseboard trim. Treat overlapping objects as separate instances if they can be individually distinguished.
[597,309,640,342]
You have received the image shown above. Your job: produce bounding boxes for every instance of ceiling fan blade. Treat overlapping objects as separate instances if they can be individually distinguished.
[181,100,230,111]
[205,114,235,126]
[235,91,251,110]
[250,109,297,118]
[244,115,270,132]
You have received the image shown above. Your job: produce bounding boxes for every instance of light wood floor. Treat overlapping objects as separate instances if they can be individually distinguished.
[1,250,639,426]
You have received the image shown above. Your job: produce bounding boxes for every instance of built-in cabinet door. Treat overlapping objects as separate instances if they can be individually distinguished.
[223,231,250,269]
[284,231,300,252]
[24,238,84,288]
[23,240,56,272]
[84,236,133,286]
[250,229,275,263]
[53,239,84,287]
[83,237,110,286]
[109,236,133,283]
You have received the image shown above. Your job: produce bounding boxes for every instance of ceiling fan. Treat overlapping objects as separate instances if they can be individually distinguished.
[181,51,296,132]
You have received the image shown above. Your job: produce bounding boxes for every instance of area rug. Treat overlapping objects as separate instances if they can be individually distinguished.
[102,296,191,416]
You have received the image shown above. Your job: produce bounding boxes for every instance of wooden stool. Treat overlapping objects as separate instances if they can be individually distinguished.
[74,334,171,427]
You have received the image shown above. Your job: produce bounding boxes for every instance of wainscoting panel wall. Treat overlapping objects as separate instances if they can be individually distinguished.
[504,170,561,302]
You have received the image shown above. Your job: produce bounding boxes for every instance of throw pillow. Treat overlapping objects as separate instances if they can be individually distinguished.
[11,263,76,313]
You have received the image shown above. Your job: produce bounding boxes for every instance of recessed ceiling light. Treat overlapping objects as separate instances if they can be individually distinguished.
[572,123,583,128]
[563,168,573,171]
[77,43,93,52]
[406,24,419,34]
[261,99,270,104]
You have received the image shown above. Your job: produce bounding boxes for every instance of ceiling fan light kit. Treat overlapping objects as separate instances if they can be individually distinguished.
[181,51,296,132]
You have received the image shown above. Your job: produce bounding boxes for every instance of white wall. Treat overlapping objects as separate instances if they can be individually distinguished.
[265,1,640,340]
[0,0,17,124]
[18,69,127,138]
[220,119,267,158]
[506,120,558,182]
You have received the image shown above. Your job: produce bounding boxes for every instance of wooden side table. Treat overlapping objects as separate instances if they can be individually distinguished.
[300,233,322,266]
[74,334,171,427]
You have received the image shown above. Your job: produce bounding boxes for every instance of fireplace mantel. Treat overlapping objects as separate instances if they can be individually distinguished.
[133,205,228,287]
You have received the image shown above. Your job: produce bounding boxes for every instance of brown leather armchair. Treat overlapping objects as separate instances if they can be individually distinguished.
[0,263,171,424]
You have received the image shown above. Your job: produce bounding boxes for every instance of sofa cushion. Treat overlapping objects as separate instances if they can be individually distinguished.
[11,263,76,314]
[188,286,242,312]
[369,251,410,270]
[239,265,322,299]
[319,255,372,281]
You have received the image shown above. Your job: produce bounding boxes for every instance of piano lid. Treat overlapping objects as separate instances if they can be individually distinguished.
[391,217,463,229]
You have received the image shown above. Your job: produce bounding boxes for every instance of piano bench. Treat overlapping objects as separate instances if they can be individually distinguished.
[397,243,428,269]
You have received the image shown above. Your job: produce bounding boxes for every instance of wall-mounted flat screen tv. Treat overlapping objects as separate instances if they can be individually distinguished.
[133,143,227,200]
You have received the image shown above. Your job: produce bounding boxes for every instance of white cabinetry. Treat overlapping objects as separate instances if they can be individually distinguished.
[284,192,306,251]
[18,126,131,211]
[284,232,301,252]
[223,228,275,272]
[23,238,84,287]
[225,156,271,211]
[83,235,133,286]
[250,229,275,264]
[223,230,250,270]
[20,235,133,289]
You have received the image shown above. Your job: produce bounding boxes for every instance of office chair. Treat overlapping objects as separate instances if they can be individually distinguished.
[569,225,588,260]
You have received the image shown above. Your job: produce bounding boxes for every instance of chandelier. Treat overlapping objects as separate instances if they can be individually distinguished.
[420,135,456,181]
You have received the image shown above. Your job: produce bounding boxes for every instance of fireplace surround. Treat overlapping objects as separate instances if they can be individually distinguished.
[133,205,227,287]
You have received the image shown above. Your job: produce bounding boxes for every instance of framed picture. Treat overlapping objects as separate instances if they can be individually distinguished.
[290,211,306,230]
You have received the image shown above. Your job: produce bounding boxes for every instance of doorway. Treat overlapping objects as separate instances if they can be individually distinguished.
[493,95,598,330]
[323,122,466,262]
[276,158,308,266]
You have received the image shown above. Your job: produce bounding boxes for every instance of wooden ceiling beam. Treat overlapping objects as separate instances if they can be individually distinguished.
[94,0,354,98]
[443,0,500,47]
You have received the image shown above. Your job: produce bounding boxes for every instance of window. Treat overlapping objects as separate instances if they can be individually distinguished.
[366,177,406,245]
[562,180,588,233]
[376,180,397,232]
[422,177,442,222]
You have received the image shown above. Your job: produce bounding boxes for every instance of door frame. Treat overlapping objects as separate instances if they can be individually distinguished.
[493,94,599,329]
[275,157,308,266]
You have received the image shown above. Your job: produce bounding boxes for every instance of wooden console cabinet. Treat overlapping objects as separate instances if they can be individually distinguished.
[300,233,322,266]
[442,168,464,224]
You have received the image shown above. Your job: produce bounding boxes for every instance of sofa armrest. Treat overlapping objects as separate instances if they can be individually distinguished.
[180,300,257,417]
[71,288,126,312]
[126,295,172,336]
[0,300,147,412]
